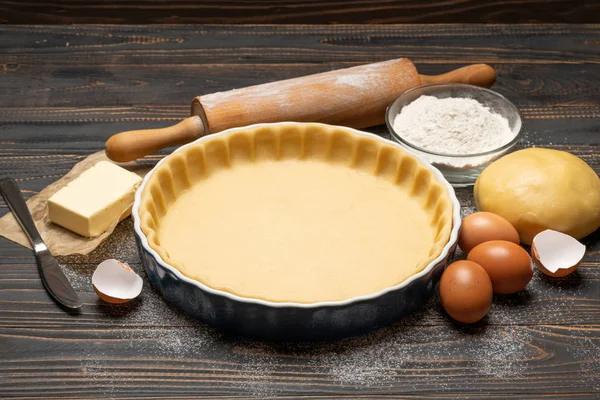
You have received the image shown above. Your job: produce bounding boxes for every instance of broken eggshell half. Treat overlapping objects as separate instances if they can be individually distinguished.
[531,229,586,278]
[92,259,143,304]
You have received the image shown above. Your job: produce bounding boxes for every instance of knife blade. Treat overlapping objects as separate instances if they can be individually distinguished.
[0,177,81,309]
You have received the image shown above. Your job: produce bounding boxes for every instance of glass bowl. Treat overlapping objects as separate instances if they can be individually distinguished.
[385,83,522,187]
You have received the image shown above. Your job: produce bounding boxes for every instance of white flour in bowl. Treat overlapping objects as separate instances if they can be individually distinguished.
[392,95,514,155]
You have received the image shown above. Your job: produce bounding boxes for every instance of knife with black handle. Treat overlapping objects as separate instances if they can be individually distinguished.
[0,177,81,309]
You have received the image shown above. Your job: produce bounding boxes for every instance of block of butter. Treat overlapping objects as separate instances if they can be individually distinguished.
[48,161,142,237]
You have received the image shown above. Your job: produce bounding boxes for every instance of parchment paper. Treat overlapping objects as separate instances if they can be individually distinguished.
[0,151,154,256]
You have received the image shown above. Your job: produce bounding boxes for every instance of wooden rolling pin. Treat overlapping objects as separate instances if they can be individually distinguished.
[106,59,495,162]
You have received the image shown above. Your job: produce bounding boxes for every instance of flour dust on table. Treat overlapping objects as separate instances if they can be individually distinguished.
[231,323,539,389]
[56,216,536,394]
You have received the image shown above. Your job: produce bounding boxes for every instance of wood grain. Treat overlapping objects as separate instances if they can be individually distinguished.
[0,324,599,397]
[2,64,599,108]
[0,0,598,24]
[0,24,599,398]
[2,25,600,66]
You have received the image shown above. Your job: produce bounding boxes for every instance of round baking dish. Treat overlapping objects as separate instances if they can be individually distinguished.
[132,122,461,340]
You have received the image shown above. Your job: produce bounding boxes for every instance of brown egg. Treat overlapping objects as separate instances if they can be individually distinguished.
[439,260,493,324]
[458,212,520,255]
[467,240,533,294]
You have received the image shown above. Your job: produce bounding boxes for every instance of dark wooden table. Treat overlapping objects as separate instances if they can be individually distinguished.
[1,24,599,399]
[2,1,598,24]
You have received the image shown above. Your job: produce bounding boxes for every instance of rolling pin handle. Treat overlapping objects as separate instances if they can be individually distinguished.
[105,115,208,162]
[420,64,496,88]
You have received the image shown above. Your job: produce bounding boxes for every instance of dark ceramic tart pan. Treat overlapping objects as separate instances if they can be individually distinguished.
[132,122,461,340]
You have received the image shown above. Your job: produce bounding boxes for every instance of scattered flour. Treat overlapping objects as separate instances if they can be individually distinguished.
[392,95,514,155]
[231,322,540,393]
[54,209,597,396]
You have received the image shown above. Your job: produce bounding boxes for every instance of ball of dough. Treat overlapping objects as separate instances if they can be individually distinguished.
[474,148,600,245]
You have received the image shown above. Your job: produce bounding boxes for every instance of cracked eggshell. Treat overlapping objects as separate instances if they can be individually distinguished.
[92,259,143,304]
[532,229,586,278]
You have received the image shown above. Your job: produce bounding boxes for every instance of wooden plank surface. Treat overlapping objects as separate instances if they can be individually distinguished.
[0,1,598,24]
[0,24,599,398]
